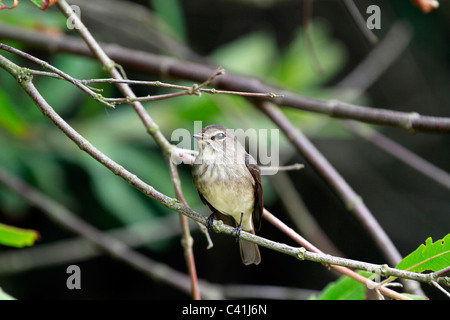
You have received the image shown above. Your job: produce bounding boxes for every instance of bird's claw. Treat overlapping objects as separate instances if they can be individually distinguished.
[206,213,215,230]
[232,212,244,243]
[232,225,242,243]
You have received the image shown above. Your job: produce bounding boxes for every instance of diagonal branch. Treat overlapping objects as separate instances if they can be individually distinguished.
[168,159,201,300]
[0,43,114,108]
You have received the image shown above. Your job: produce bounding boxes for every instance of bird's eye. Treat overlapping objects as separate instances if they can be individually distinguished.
[212,133,226,141]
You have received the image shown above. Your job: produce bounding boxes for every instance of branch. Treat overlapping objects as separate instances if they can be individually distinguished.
[269,171,343,257]
[0,43,114,108]
[82,77,279,98]
[1,23,448,133]
[168,159,201,300]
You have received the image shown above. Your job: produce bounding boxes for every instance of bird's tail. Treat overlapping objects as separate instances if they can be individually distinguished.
[239,238,261,265]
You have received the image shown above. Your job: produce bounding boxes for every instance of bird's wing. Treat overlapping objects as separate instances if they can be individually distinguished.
[245,154,263,232]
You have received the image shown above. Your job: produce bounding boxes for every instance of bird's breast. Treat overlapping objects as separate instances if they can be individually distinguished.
[193,163,255,217]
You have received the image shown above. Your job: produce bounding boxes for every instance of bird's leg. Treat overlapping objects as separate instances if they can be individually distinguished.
[232,212,244,243]
[206,211,216,230]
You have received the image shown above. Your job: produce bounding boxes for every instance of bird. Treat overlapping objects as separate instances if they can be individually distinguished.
[192,124,263,265]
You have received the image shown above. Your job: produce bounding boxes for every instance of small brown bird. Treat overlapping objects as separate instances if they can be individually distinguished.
[192,125,263,265]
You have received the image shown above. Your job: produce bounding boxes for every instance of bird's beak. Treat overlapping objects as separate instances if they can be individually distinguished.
[193,133,204,140]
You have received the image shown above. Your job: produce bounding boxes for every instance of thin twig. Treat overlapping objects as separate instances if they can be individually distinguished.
[82,77,279,99]
[343,0,378,45]
[168,159,201,300]
[269,172,343,257]
[194,66,225,90]
[25,68,280,104]
[301,0,325,74]
[0,43,114,108]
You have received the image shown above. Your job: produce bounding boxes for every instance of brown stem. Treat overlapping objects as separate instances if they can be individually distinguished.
[168,159,201,300]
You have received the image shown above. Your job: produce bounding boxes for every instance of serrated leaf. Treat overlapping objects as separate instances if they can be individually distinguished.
[0,223,40,248]
[395,234,450,273]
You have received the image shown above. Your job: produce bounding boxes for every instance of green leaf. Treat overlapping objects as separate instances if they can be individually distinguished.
[395,234,450,273]
[0,88,27,137]
[29,0,43,7]
[149,0,187,42]
[0,223,40,248]
[273,20,346,90]
[0,287,16,300]
[36,54,101,115]
[210,31,277,76]
[0,0,66,26]
[313,272,368,300]
[29,0,56,10]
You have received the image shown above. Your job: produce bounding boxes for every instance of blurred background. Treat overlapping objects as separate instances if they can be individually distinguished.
[0,0,449,299]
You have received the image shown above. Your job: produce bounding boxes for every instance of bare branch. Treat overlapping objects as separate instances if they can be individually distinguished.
[168,159,201,300]
[0,43,114,108]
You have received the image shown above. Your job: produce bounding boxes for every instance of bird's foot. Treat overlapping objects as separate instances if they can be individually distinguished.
[206,213,215,230]
[232,212,244,243]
